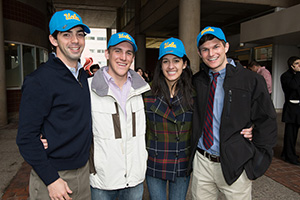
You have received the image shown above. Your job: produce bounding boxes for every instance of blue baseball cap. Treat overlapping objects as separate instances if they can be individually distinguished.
[107,32,138,52]
[197,26,227,47]
[158,37,187,60]
[49,10,90,35]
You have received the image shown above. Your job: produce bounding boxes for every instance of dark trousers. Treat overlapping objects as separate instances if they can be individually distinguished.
[282,123,300,162]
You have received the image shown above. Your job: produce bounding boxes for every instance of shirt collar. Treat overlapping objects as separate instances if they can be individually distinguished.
[103,66,132,85]
[209,67,226,79]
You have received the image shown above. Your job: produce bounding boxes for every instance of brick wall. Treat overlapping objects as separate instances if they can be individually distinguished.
[3,0,46,30]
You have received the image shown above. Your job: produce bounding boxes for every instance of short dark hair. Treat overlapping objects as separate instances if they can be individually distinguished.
[50,31,59,52]
[198,34,226,49]
[248,60,261,68]
[287,56,300,68]
[90,64,100,71]
[50,25,86,53]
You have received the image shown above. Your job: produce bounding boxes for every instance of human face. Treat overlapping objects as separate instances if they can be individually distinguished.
[92,68,99,74]
[137,69,143,76]
[249,65,259,72]
[161,54,187,87]
[292,59,300,72]
[49,26,85,67]
[198,38,229,72]
[105,42,135,81]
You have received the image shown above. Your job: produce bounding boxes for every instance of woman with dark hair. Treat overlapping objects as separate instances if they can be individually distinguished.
[143,38,194,200]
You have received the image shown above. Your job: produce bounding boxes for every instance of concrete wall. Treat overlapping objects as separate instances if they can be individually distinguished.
[241,4,300,44]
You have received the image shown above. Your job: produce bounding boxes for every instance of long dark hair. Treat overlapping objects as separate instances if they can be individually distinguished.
[151,55,194,110]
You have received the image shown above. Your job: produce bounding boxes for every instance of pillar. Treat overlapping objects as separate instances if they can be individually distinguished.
[179,0,200,74]
[134,0,146,70]
[0,0,8,126]
[106,28,112,66]
[135,34,146,70]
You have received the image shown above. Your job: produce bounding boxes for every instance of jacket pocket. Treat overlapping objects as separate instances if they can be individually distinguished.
[131,96,146,137]
[91,98,119,140]
[223,134,253,172]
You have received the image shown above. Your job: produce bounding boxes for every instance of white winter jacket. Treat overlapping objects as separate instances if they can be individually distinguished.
[89,67,150,190]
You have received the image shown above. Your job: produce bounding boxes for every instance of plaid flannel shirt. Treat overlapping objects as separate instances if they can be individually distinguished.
[144,91,193,181]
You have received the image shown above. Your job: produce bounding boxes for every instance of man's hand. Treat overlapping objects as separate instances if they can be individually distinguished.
[240,126,253,141]
[291,64,300,72]
[47,178,73,200]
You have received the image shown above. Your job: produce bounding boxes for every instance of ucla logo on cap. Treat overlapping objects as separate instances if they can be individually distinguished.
[49,10,90,35]
[118,33,132,40]
[158,37,186,60]
[64,13,80,21]
[201,27,214,36]
[164,42,177,49]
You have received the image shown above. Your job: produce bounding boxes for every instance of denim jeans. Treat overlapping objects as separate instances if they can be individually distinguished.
[146,175,190,200]
[91,182,143,200]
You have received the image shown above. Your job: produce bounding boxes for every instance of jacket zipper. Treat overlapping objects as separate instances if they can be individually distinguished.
[77,69,83,88]
[226,90,232,117]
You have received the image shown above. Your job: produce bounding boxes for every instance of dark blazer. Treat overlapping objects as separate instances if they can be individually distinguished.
[281,68,300,124]
[188,63,277,185]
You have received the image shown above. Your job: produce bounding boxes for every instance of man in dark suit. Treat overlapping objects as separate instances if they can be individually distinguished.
[188,26,277,199]
[281,56,300,165]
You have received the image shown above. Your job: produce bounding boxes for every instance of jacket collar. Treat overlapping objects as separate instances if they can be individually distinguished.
[200,62,241,78]
[91,66,150,96]
[149,94,188,123]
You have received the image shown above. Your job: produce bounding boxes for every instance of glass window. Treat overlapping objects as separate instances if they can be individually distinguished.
[5,43,22,88]
[5,42,48,88]
[23,45,35,77]
[36,48,48,67]
[90,49,95,53]
[86,36,95,40]
[97,37,106,41]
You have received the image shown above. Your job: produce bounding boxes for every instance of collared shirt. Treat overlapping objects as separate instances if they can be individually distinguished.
[52,53,83,80]
[103,66,132,117]
[65,63,83,80]
[198,67,226,156]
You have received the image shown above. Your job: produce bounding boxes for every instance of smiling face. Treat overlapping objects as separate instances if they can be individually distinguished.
[49,26,85,68]
[161,54,187,88]
[105,41,135,83]
[198,38,229,72]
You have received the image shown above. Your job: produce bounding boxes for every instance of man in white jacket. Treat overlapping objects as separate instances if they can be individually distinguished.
[89,32,150,200]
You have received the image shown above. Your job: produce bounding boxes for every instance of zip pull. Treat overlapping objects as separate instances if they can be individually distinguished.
[77,69,83,88]
[229,90,232,102]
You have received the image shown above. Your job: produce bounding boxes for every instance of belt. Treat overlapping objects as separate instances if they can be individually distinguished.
[197,147,220,163]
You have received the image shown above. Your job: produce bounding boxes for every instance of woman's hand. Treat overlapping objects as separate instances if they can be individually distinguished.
[240,126,253,141]
[40,135,48,149]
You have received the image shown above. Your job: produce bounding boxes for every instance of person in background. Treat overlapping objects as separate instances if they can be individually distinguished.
[89,32,150,200]
[281,56,300,165]
[189,26,277,199]
[90,64,100,76]
[143,70,152,83]
[17,10,92,200]
[135,67,144,78]
[248,60,272,94]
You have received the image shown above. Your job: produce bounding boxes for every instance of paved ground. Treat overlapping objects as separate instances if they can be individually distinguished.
[1,111,300,199]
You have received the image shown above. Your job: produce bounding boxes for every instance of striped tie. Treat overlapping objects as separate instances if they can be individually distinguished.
[203,72,219,149]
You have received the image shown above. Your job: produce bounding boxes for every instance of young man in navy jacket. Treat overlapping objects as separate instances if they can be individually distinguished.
[16,10,92,200]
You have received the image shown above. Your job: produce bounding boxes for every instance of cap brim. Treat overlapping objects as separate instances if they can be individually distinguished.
[158,51,185,60]
[54,22,90,34]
